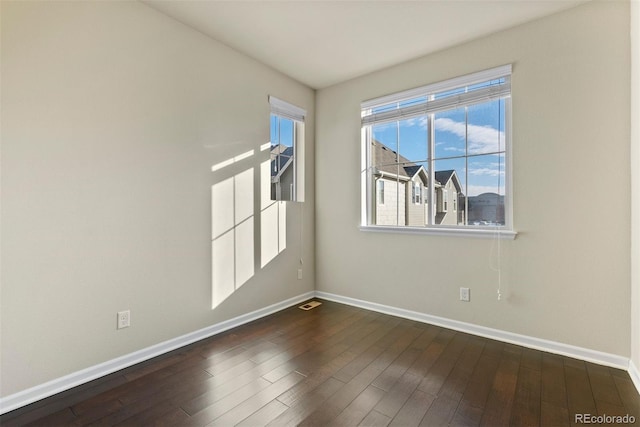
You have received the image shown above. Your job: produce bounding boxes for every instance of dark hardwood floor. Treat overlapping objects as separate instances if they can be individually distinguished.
[2,300,639,426]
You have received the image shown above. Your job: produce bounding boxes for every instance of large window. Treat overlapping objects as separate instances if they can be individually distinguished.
[361,65,514,235]
[269,96,305,202]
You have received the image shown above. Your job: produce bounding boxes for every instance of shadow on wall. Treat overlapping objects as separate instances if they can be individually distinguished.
[210,142,287,309]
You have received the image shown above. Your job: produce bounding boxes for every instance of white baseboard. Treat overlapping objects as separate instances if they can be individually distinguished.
[0,291,315,415]
[630,359,640,395]
[315,291,630,371]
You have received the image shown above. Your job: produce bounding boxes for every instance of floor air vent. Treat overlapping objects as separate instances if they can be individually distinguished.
[299,301,322,311]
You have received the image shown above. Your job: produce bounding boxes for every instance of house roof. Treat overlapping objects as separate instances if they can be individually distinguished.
[271,144,294,179]
[435,169,462,193]
[373,141,426,181]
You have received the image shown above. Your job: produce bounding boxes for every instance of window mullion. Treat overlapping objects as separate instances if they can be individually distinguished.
[427,110,435,226]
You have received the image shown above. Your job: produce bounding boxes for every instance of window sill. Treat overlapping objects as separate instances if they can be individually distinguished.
[359,225,517,240]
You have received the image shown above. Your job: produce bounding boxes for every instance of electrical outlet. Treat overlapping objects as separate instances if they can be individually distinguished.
[297,269,303,280]
[117,310,130,329]
[459,287,470,302]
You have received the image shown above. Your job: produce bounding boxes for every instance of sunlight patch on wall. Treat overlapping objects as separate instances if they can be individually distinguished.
[260,159,287,268]
[210,143,288,310]
[211,167,255,309]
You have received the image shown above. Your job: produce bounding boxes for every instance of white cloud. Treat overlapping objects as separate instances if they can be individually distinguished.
[468,168,505,177]
[443,147,465,153]
[434,118,504,154]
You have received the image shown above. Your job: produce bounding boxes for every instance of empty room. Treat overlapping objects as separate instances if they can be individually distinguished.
[1,0,639,425]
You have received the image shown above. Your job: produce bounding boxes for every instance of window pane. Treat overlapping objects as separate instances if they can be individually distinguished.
[270,114,296,201]
[467,100,505,156]
[372,122,398,168]
[434,158,465,226]
[434,108,466,159]
[398,117,428,164]
[373,174,403,226]
[467,154,505,226]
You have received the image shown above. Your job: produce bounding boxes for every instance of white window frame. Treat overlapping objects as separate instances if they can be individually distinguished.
[269,96,305,202]
[359,65,516,239]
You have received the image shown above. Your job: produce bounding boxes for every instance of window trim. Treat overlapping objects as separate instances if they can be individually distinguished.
[269,96,306,202]
[360,66,516,237]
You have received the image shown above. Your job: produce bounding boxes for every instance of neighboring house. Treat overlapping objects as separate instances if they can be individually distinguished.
[434,170,464,226]
[271,144,294,200]
[467,192,505,225]
[372,141,463,226]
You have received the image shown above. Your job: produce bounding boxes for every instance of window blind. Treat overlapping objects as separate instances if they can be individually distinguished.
[361,64,511,127]
[269,95,306,122]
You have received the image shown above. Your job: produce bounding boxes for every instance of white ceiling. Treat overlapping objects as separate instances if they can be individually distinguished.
[143,0,587,89]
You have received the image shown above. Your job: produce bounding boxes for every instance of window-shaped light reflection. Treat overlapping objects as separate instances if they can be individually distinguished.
[261,159,286,268]
[211,168,255,309]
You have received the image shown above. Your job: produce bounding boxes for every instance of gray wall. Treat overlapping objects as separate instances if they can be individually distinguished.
[0,1,315,397]
[316,1,630,357]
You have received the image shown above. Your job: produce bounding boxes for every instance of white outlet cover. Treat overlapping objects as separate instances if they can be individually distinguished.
[117,310,130,329]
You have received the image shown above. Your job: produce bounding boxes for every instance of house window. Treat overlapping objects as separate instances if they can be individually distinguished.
[361,65,513,233]
[269,96,305,202]
[413,182,422,204]
[377,180,385,205]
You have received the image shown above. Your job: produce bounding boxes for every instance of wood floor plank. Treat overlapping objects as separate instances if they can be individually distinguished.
[541,352,568,406]
[420,336,485,426]
[540,400,570,427]
[235,399,289,427]
[478,348,521,426]
[359,409,392,427]
[509,366,541,426]
[563,358,598,426]
[371,326,438,392]
[388,389,436,427]
[330,384,386,427]
[372,328,454,420]
[417,332,469,396]
[612,375,640,419]
[585,361,624,407]
[269,377,346,426]
[3,299,639,427]
[275,315,400,407]
[297,324,424,426]
[205,371,306,426]
[174,377,273,426]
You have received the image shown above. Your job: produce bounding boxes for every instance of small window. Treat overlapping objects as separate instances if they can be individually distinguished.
[269,96,305,202]
[413,182,422,204]
[377,180,385,205]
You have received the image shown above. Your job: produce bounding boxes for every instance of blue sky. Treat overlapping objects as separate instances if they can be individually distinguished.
[372,98,506,197]
[270,114,294,149]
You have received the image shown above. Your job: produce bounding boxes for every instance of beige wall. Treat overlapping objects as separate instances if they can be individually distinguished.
[0,1,315,397]
[631,0,640,374]
[316,1,630,356]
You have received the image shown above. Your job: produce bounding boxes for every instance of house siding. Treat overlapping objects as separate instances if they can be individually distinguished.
[375,178,406,225]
